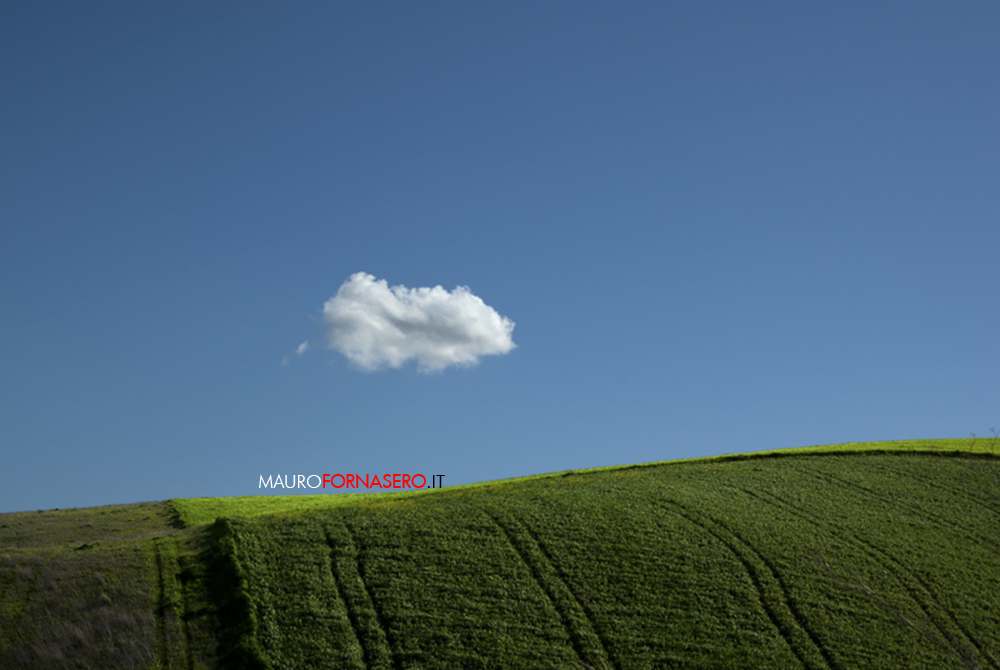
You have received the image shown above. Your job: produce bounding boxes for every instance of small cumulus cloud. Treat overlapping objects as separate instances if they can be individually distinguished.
[282,341,311,366]
[322,272,516,372]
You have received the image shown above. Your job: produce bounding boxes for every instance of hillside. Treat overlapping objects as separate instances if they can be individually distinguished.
[2,440,998,669]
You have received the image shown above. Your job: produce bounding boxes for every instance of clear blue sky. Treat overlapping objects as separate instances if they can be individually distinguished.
[2,2,998,513]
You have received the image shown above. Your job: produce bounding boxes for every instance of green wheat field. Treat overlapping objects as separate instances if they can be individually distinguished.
[2,439,998,669]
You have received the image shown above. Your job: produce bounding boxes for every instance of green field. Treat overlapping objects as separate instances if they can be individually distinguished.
[2,439,999,669]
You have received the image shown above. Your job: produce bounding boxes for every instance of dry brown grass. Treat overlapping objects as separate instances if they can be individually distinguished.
[0,502,216,669]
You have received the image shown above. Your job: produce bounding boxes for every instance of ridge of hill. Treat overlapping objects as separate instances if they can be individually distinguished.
[168,438,979,526]
[1,439,998,669]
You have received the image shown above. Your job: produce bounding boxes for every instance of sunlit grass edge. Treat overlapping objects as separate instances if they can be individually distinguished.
[168,437,997,527]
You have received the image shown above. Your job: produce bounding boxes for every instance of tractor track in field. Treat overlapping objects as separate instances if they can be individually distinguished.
[660,500,836,670]
[793,463,999,553]
[323,530,367,670]
[172,536,195,670]
[739,486,999,670]
[152,538,169,668]
[486,511,616,670]
[521,523,618,670]
[340,521,399,670]
[152,536,192,669]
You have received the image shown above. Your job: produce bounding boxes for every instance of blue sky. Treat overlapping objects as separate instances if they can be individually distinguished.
[2,2,998,513]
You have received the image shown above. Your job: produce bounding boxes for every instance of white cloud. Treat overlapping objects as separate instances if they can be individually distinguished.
[322,272,516,372]
[282,340,311,366]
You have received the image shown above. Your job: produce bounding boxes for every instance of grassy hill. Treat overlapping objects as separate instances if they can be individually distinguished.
[2,439,998,669]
